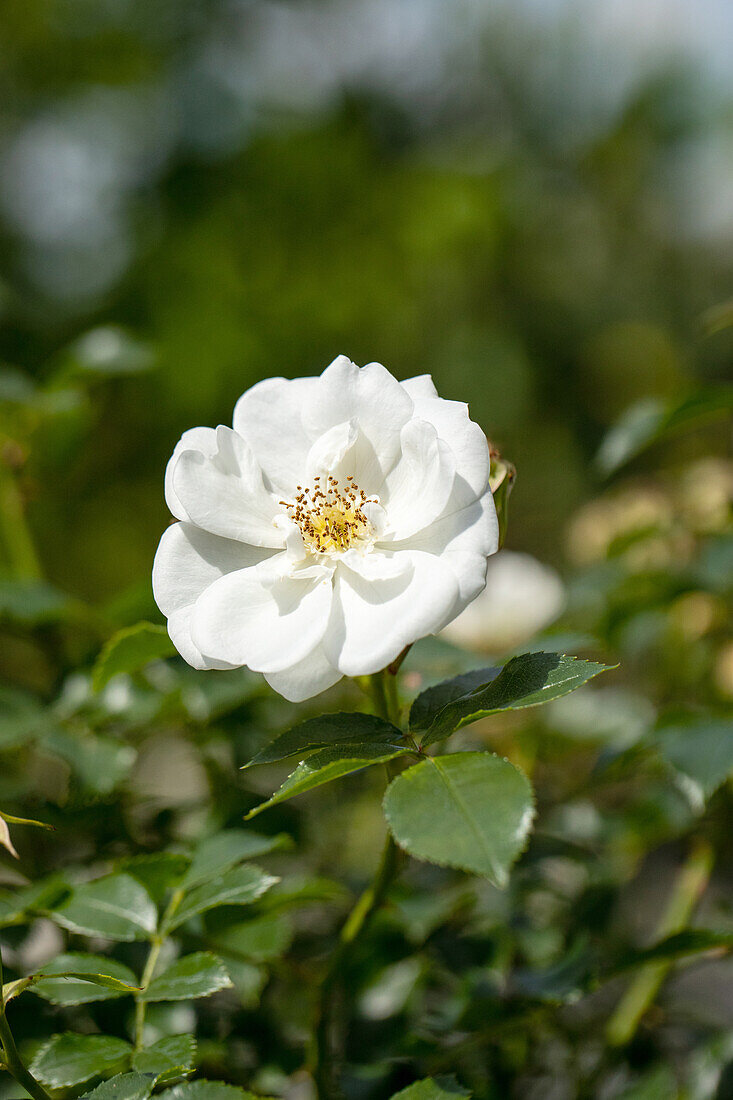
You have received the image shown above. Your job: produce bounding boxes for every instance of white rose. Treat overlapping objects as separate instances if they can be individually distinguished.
[441,550,565,654]
[153,355,498,701]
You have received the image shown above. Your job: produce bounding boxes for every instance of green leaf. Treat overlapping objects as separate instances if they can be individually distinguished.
[390,1078,472,1099]
[165,865,278,932]
[163,1082,272,1100]
[656,719,733,800]
[33,953,140,1004]
[42,728,136,794]
[143,952,232,1001]
[610,929,733,976]
[182,829,291,890]
[119,853,190,904]
[51,874,158,941]
[595,387,733,478]
[245,743,414,819]
[409,668,500,733]
[31,1034,133,1088]
[0,579,78,625]
[93,622,175,692]
[204,913,293,962]
[383,752,534,887]
[132,1035,195,1084]
[132,1035,196,1084]
[245,712,404,768]
[421,653,615,746]
[82,1073,154,1100]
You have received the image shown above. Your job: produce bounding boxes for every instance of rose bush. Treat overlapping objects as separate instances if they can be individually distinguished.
[153,355,498,699]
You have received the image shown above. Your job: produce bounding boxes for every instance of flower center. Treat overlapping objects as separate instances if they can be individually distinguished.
[280,476,376,555]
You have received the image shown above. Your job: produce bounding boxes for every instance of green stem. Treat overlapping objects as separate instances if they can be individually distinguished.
[134,888,184,1050]
[0,456,41,580]
[310,669,404,1099]
[0,948,52,1100]
[606,839,713,1047]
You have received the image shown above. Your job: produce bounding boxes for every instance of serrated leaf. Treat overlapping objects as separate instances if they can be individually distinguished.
[143,952,231,1001]
[165,865,278,932]
[182,830,291,890]
[93,622,175,692]
[383,752,534,887]
[390,1078,472,1099]
[31,1034,133,1088]
[245,712,404,768]
[163,1082,272,1100]
[51,874,158,941]
[596,387,733,478]
[421,653,615,746]
[33,953,139,1004]
[132,1035,196,1084]
[656,719,733,800]
[82,1072,154,1100]
[409,668,500,733]
[204,913,293,962]
[245,743,414,819]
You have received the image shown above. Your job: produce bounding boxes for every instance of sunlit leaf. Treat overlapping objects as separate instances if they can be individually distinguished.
[409,668,500,733]
[245,743,415,819]
[421,653,615,746]
[383,752,534,887]
[182,829,291,890]
[245,712,404,768]
[163,1081,272,1100]
[596,388,733,478]
[132,1035,196,1084]
[82,1072,154,1100]
[142,952,231,1001]
[165,865,278,932]
[51,874,158,941]
[92,622,175,692]
[31,1034,132,1088]
[33,953,140,1004]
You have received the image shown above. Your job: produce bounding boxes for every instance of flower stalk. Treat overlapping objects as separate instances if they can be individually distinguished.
[310,669,405,1099]
[134,887,185,1050]
[0,950,52,1100]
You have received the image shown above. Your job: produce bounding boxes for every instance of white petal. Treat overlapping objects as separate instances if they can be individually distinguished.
[400,374,438,400]
[172,425,283,547]
[153,522,270,670]
[391,490,499,603]
[164,427,217,522]
[264,644,342,702]
[167,608,239,671]
[153,521,270,616]
[232,375,318,493]
[381,419,456,540]
[325,550,459,677]
[190,555,333,674]
[302,356,413,487]
[339,548,413,582]
[409,393,490,505]
[305,419,358,478]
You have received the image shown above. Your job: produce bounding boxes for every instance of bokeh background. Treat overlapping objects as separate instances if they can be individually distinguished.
[1,0,731,608]
[0,4,732,1098]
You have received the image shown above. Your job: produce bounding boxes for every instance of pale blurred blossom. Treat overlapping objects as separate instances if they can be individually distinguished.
[441,550,565,654]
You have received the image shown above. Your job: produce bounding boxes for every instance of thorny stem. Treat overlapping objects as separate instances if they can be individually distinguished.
[0,949,52,1100]
[311,668,406,1099]
[606,838,713,1047]
[134,887,184,1050]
